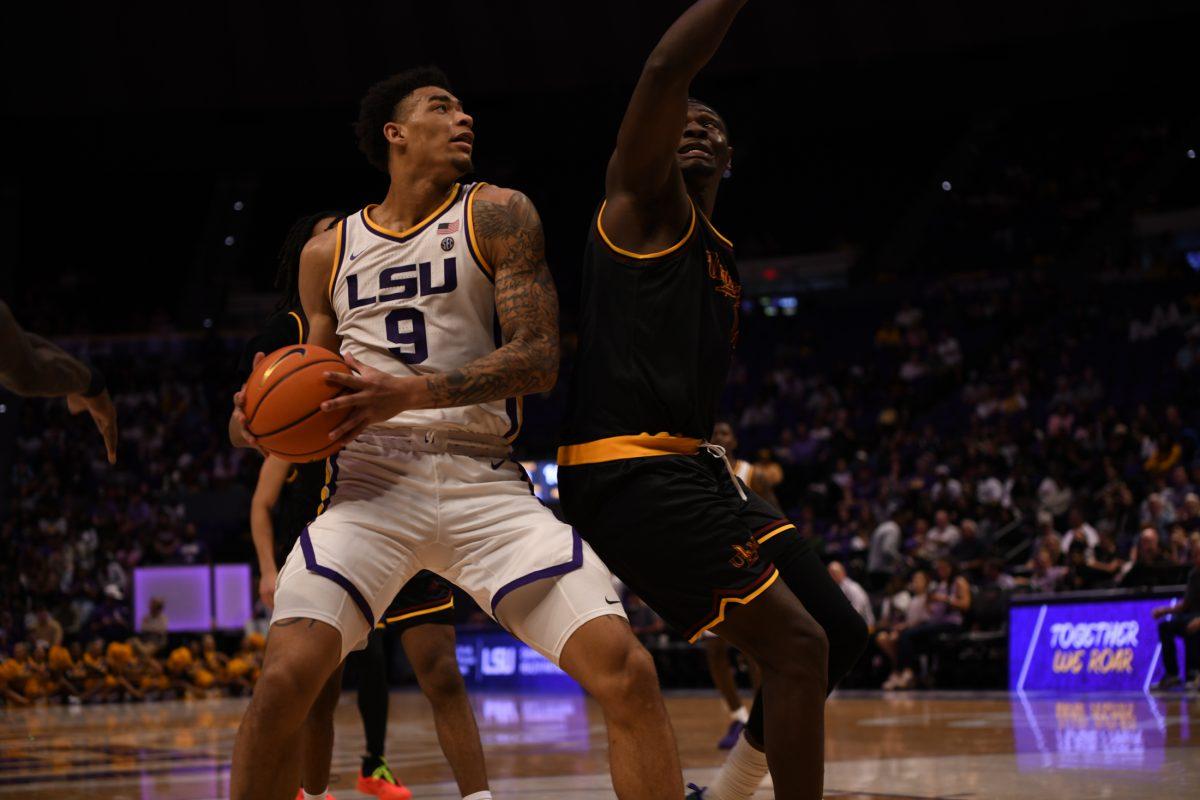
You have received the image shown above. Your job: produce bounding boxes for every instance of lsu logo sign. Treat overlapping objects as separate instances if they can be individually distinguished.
[1009,597,1180,693]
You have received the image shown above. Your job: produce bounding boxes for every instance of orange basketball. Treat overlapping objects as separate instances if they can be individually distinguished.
[243,344,354,463]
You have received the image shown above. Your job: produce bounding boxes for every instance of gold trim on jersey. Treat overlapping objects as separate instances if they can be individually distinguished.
[287,311,304,344]
[465,182,494,280]
[556,432,702,466]
[362,184,462,241]
[327,219,346,302]
[596,199,696,260]
[505,395,524,443]
[687,568,779,643]
[697,207,734,250]
[756,522,795,546]
[315,458,334,516]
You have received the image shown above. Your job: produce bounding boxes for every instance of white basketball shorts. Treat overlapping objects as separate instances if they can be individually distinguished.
[271,431,626,662]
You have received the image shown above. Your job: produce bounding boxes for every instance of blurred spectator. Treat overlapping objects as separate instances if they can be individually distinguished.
[1120,528,1180,587]
[888,558,970,689]
[927,510,961,559]
[951,519,988,580]
[29,609,63,649]
[868,516,903,587]
[1140,493,1177,539]
[1150,544,1200,690]
[1024,547,1067,593]
[1061,508,1100,558]
[929,464,963,508]
[828,561,875,628]
[139,598,169,654]
[878,570,930,688]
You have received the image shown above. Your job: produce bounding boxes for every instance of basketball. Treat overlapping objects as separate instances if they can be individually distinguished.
[242,344,353,463]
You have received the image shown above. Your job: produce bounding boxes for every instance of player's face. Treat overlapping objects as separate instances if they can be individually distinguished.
[711,422,737,452]
[393,86,475,176]
[678,102,731,183]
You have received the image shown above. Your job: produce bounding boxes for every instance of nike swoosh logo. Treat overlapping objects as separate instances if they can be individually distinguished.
[348,251,361,261]
[605,597,621,605]
[261,347,306,383]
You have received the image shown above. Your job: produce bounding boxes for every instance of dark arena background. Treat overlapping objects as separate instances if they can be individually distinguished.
[3,1,1200,798]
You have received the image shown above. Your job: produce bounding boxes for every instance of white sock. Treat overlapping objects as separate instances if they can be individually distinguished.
[729,705,749,724]
[708,734,769,800]
[462,792,493,800]
[302,790,326,800]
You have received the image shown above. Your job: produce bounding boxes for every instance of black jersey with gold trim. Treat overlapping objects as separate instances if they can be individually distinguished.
[560,199,740,449]
[238,307,308,374]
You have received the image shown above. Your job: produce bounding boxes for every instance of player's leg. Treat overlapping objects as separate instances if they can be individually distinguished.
[558,614,683,799]
[711,505,869,800]
[300,661,345,798]
[493,545,683,800]
[443,456,683,798]
[704,636,745,714]
[702,634,750,748]
[712,579,829,800]
[232,512,416,800]
[230,618,344,800]
[354,630,391,778]
[401,624,489,796]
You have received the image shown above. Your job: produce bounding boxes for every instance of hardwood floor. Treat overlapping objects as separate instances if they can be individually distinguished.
[1,689,1196,798]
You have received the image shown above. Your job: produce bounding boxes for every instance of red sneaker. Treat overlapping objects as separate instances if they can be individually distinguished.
[356,759,413,800]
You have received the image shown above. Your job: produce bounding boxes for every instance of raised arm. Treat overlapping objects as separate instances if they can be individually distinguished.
[605,0,748,234]
[320,186,558,441]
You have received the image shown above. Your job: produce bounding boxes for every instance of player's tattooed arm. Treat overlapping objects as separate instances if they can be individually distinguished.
[320,187,559,438]
[426,189,559,407]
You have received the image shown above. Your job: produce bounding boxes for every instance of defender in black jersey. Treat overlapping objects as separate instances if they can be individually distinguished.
[241,212,487,800]
[558,2,866,798]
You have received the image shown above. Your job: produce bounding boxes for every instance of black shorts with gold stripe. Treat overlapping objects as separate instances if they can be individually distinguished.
[376,570,456,633]
[557,436,803,643]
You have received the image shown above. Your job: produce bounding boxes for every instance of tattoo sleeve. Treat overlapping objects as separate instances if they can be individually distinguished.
[425,191,560,408]
[0,300,91,397]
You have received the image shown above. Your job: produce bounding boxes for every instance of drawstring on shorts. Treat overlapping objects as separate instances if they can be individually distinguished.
[699,441,748,502]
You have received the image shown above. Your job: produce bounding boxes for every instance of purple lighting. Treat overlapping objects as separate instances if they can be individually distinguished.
[133,566,212,632]
[214,564,253,630]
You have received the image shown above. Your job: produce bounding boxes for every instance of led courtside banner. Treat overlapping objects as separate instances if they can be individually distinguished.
[1009,596,1181,693]
[455,630,578,692]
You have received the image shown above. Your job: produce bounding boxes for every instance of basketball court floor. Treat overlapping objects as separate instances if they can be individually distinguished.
[2,689,1196,799]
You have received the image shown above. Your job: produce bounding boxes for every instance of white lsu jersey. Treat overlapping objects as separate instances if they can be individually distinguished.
[328,181,521,441]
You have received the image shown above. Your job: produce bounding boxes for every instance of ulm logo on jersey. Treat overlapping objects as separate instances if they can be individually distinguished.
[347,258,458,309]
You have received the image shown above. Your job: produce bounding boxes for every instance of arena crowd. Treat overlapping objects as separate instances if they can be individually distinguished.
[3,264,1200,701]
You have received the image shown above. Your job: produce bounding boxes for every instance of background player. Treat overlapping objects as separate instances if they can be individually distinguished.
[557,2,868,797]
[243,211,489,800]
[0,299,118,463]
[229,68,683,800]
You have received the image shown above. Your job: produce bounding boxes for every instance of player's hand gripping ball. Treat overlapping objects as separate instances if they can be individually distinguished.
[242,345,355,462]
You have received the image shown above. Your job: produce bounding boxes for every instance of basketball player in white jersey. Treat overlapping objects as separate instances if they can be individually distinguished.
[228,67,682,800]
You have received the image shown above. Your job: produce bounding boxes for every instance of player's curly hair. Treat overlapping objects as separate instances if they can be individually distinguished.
[274,211,345,311]
[355,66,454,173]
